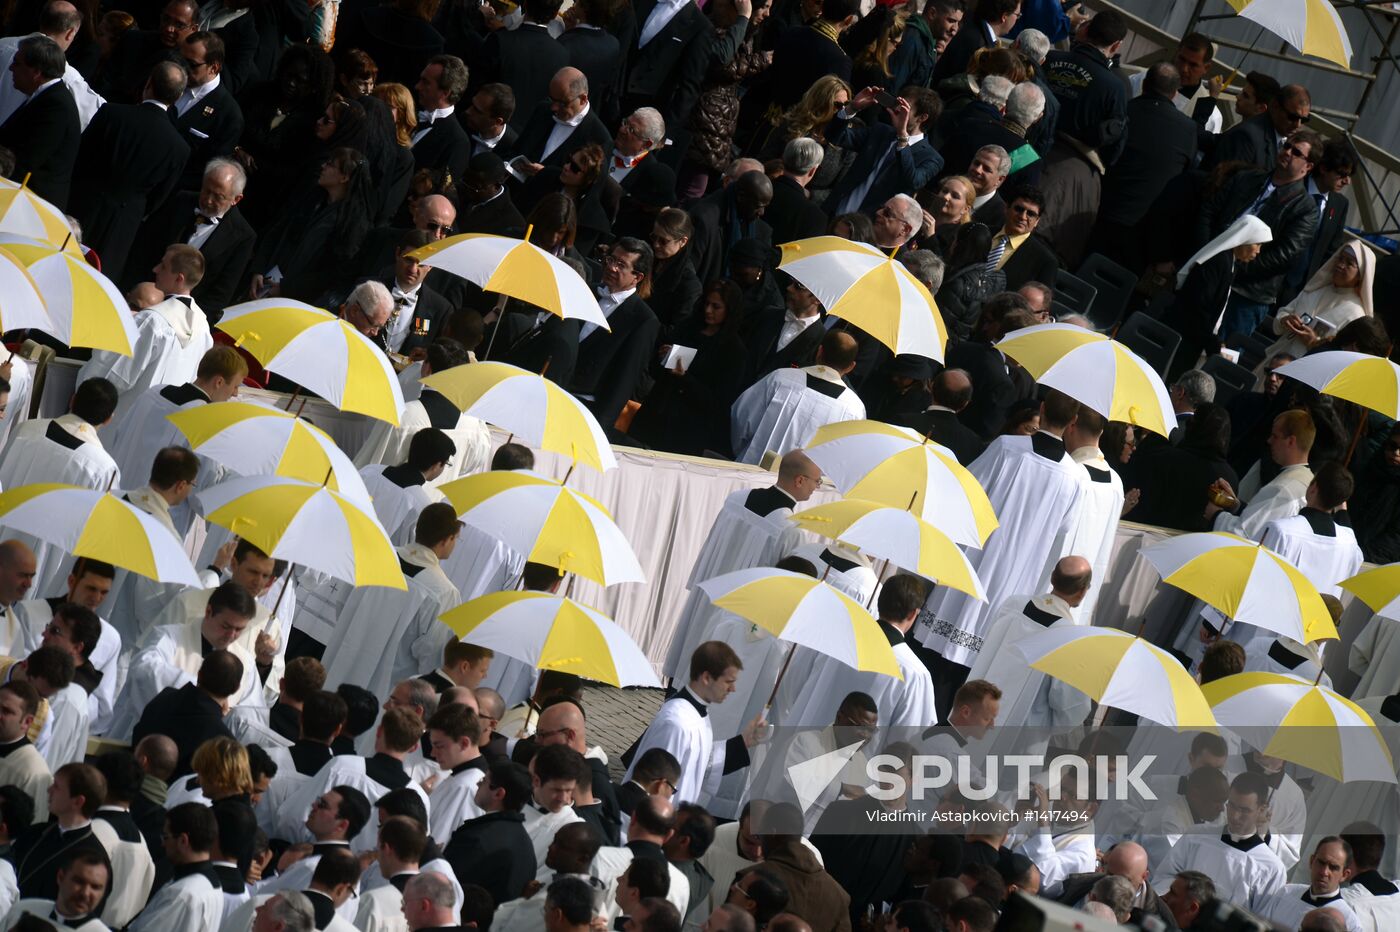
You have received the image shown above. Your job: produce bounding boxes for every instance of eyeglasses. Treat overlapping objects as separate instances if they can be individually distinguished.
[1280,108,1311,125]
[1009,204,1041,219]
[423,221,452,234]
[535,726,572,741]
[183,58,208,70]
[601,255,636,272]
[1281,144,1311,160]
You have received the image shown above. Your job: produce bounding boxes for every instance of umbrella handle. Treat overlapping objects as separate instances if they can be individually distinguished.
[271,565,294,617]
[284,387,301,412]
[765,642,798,711]
[865,557,890,611]
[60,231,71,251]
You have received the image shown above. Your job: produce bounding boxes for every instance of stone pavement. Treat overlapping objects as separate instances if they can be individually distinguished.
[582,684,665,780]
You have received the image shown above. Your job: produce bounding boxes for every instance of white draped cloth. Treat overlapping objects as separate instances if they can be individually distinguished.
[79,298,213,423]
[353,390,492,488]
[1152,834,1287,911]
[968,593,1091,733]
[108,621,259,740]
[916,433,1086,669]
[359,465,444,545]
[1062,447,1123,620]
[129,868,223,932]
[730,366,866,466]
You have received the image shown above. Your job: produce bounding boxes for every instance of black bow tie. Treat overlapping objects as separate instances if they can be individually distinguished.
[193,211,218,226]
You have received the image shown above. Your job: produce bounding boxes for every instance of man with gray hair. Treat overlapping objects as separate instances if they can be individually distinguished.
[940,79,1040,193]
[507,66,612,179]
[611,107,676,237]
[252,890,316,932]
[1012,28,1060,157]
[766,137,827,244]
[967,144,1011,229]
[0,33,78,208]
[70,60,190,283]
[402,871,460,929]
[341,280,395,348]
[872,194,923,251]
[0,0,103,128]
[899,250,945,296]
[1089,875,1136,922]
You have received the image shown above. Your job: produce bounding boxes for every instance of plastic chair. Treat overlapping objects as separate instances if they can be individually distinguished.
[1116,312,1182,377]
[1200,354,1256,408]
[1053,268,1098,316]
[1077,253,1139,331]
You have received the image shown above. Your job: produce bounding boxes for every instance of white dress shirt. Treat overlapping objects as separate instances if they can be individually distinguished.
[775,309,819,352]
[637,0,692,47]
[385,281,422,352]
[578,284,634,341]
[187,209,224,249]
[175,74,220,117]
[542,101,591,160]
[412,105,455,145]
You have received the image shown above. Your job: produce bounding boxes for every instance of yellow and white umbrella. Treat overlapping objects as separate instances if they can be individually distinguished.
[789,499,985,598]
[805,420,997,546]
[697,567,902,680]
[1017,626,1216,728]
[408,233,607,328]
[0,246,50,336]
[1203,672,1393,783]
[0,484,201,586]
[438,469,643,586]
[1139,532,1338,644]
[423,361,616,472]
[1277,351,1400,420]
[1226,0,1352,68]
[0,180,82,255]
[216,299,405,424]
[441,591,659,687]
[778,236,946,361]
[1340,564,1400,622]
[995,322,1177,437]
[197,476,405,589]
[0,234,136,356]
[166,401,370,505]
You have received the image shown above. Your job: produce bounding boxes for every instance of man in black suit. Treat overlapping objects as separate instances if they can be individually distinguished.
[503,66,612,180]
[827,85,944,217]
[0,35,79,209]
[1091,62,1197,274]
[559,8,623,125]
[619,0,710,130]
[70,61,190,284]
[766,137,828,245]
[931,0,1019,84]
[459,82,518,159]
[98,0,194,103]
[127,158,255,320]
[756,0,858,112]
[457,151,526,237]
[892,369,986,464]
[948,296,1038,440]
[378,229,454,356]
[989,184,1058,290]
[354,193,470,307]
[748,277,825,382]
[967,144,1010,230]
[335,0,444,86]
[570,237,661,428]
[411,54,471,185]
[1280,138,1353,303]
[498,311,581,385]
[475,0,567,132]
[687,169,773,288]
[172,31,243,192]
[1204,83,1311,172]
[609,106,676,239]
[1198,128,1322,338]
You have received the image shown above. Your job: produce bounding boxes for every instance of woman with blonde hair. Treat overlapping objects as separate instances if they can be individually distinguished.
[191,737,255,801]
[752,75,854,206]
[372,82,417,147]
[922,174,977,254]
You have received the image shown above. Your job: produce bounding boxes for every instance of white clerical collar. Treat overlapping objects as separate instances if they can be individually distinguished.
[1068,445,1108,467]
[803,364,846,385]
[923,404,957,414]
[555,100,591,128]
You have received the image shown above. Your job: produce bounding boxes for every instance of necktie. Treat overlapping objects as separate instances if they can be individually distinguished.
[985,234,1009,272]
[1314,192,1325,216]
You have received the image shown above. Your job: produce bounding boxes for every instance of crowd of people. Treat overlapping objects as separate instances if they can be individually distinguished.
[0,0,1394,928]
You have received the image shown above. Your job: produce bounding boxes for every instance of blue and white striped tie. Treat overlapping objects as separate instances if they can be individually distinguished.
[985,234,1010,272]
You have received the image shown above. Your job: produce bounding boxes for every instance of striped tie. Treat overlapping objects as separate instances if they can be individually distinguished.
[985,234,1009,272]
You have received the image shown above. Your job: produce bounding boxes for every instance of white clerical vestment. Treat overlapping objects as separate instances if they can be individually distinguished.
[1127,790,1224,874]
[358,464,444,545]
[627,689,744,805]
[250,843,357,923]
[129,864,223,931]
[792,542,878,604]
[103,486,187,654]
[1256,885,1363,932]
[1343,876,1400,932]
[109,621,258,740]
[731,365,866,466]
[592,845,690,921]
[428,758,489,846]
[523,805,585,881]
[662,485,803,682]
[1259,509,1362,596]
[1213,462,1313,540]
[969,593,1091,732]
[0,357,33,453]
[275,752,425,852]
[1,899,109,931]
[1153,833,1286,910]
[355,883,408,932]
[354,388,491,487]
[917,432,1085,669]
[774,621,935,731]
[1062,447,1123,620]
[91,809,156,928]
[16,599,121,734]
[152,585,281,695]
[0,738,50,822]
[34,681,88,771]
[102,382,211,497]
[81,298,212,426]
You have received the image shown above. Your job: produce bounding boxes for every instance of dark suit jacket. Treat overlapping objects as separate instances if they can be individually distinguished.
[132,682,235,777]
[129,193,256,319]
[100,28,180,103]
[175,80,245,191]
[763,25,851,110]
[1098,92,1197,227]
[560,25,624,123]
[1056,873,1177,929]
[827,120,942,214]
[891,407,986,463]
[456,188,527,237]
[441,810,537,907]
[1127,439,1239,532]
[498,313,581,385]
[766,174,828,245]
[213,12,261,94]
[749,313,823,382]
[998,232,1059,290]
[335,5,445,86]
[380,272,453,354]
[1306,190,1350,279]
[506,103,613,172]
[570,293,661,426]
[931,18,993,84]
[1198,168,1319,305]
[686,189,773,291]
[0,80,79,209]
[70,100,190,282]
[477,23,568,132]
[1203,111,1279,172]
[619,0,711,128]
[971,191,1005,230]
[413,115,471,184]
[614,155,676,238]
[946,338,1025,439]
[936,101,1025,184]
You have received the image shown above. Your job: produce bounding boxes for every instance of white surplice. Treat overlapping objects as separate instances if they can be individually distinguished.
[34,681,88,770]
[1259,510,1363,597]
[353,389,492,488]
[730,365,866,466]
[968,593,1092,733]
[129,865,223,932]
[274,752,427,852]
[428,759,489,846]
[358,464,444,545]
[1255,884,1364,932]
[1212,462,1313,540]
[522,805,584,881]
[91,809,156,929]
[627,690,740,805]
[15,598,121,734]
[108,620,258,740]
[916,433,1085,670]
[1062,447,1123,620]
[0,357,33,453]
[2,899,109,931]
[662,486,803,682]
[79,298,213,423]
[101,382,211,500]
[1152,833,1287,911]
[592,845,690,921]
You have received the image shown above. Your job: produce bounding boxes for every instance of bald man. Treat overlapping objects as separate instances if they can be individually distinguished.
[661,451,814,683]
[0,541,37,655]
[1056,842,1179,928]
[731,330,866,466]
[0,1,105,129]
[966,556,1095,733]
[533,700,621,844]
[504,66,612,180]
[893,368,985,464]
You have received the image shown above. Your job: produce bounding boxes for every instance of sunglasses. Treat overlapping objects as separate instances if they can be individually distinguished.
[1281,108,1311,125]
[1009,204,1041,219]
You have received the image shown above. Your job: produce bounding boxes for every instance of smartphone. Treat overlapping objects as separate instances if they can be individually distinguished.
[874,90,899,109]
[1297,313,1316,327]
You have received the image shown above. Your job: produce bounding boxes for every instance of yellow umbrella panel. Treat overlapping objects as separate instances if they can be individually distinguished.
[0,180,83,255]
[0,234,135,355]
[1341,564,1400,622]
[1278,351,1400,421]
[1225,0,1352,68]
